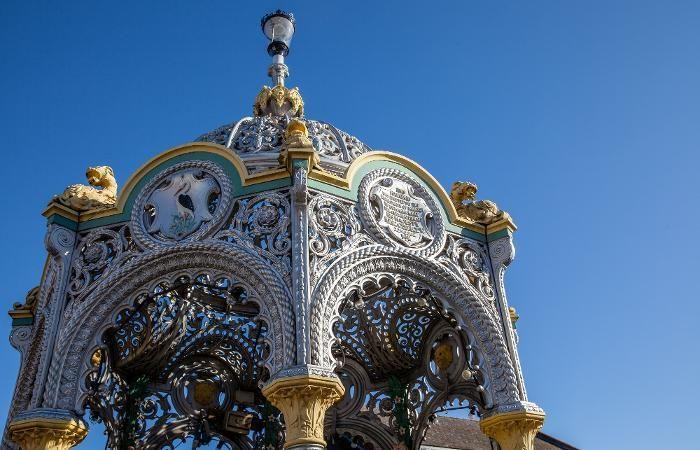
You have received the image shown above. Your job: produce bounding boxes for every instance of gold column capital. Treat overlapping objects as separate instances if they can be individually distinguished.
[479,409,545,450]
[262,374,345,449]
[8,415,88,450]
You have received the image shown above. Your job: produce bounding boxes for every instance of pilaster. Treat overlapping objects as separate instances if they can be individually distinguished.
[488,234,528,399]
[31,225,77,408]
[282,119,318,366]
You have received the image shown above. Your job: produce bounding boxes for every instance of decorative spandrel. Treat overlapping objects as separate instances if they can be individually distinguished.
[131,161,233,249]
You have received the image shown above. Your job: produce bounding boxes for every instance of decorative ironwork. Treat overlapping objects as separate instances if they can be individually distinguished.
[84,273,284,449]
[328,275,489,449]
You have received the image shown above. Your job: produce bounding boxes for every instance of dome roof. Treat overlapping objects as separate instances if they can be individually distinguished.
[196,115,372,176]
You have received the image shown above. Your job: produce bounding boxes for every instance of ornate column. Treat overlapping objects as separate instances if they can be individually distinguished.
[282,119,317,366]
[268,120,344,449]
[262,375,344,450]
[7,409,87,450]
[479,403,545,450]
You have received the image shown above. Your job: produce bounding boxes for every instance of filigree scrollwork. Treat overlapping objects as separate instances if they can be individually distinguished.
[308,193,371,285]
[440,235,496,302]
[333,276,441,381]
[229,116,286,154]
[66,224,137,304]
[131,161,233,249]
[358,169,445,255]
[225,191,292,263]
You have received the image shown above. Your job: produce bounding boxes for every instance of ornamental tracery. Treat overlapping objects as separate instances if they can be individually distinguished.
[440,234,496,303]
[217,190,292,286]
[84,272,285,449]
[308,192,373,286]
[327,275,489,449]
[66,223,138,305]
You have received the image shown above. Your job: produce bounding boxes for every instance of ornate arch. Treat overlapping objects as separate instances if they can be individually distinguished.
[309,246,521,408]
[42,240,295,412]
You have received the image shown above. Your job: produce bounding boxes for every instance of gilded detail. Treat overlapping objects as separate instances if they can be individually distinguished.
[480,410,545,450]
[53,166,117,212]
[433,339,454,371]
[254,85,304,117]
[283,118,313,148]
[262,375,344,448]
[8,417,88,450]
[9,286,40,320]
[450,181,510,225]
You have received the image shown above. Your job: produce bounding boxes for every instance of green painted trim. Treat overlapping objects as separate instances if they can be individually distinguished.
[12,317,34,327]
[72,151,485,242]
[292,159,309,169]
[310,160,487,242]
[77,152,292,231]
[486,228,511,241]
[46,214,78,231]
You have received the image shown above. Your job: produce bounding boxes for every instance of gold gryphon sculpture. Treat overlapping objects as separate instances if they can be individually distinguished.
[53,166,118,212]
[450,181,510,225]
[253,84,304,117]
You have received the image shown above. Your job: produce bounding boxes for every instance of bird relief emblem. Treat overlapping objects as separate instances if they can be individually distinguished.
[146,170,220,240]
[370,178,433,248]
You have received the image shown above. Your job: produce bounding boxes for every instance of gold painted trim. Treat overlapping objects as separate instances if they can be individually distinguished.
[486,216,518,234]
[42,203,79,222]
[309,151,489,234]
[8,417,85,430]
[43,142,290,223]
[262,373,345,393]
[8,310,33,320]
[42,144,513,236]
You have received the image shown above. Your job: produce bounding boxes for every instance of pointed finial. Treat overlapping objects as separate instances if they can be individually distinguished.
[254,10,305,117]
[261,10,295,86]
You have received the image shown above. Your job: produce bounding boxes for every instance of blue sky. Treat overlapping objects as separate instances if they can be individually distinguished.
[1,1,699,449]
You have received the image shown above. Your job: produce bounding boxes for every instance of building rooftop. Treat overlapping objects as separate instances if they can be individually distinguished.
[421,417,578,450]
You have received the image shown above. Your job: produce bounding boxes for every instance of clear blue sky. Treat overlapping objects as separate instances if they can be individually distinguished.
[1,1,698,449]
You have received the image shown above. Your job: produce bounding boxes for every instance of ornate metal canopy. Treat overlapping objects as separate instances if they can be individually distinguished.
[4,10,544,450]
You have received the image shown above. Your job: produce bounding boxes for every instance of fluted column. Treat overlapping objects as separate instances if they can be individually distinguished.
[262,374,344,449]
[8,409,87,450]
[479,406,545,450]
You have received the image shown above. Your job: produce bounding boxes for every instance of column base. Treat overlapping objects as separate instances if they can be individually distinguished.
[262,374,345,449]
